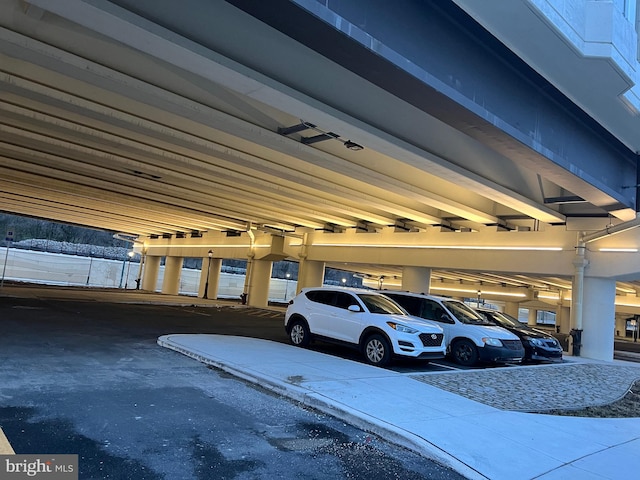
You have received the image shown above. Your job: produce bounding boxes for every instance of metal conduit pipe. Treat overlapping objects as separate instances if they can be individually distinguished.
[568,215,640,355]
[580,215,640,244]
[569,238,587,356]
[241,223,255,305]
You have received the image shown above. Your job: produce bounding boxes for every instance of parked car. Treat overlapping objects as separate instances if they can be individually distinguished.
[284,287,446,366]
[383,291,524,366]
[476,308,563,363]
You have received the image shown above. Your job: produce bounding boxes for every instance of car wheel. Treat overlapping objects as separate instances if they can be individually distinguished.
[452,339,478,366]
[363,334,391,366]
[289,318,310,347]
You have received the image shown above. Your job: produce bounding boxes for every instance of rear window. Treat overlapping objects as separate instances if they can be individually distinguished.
[305,290,359,310]
[305,290,335,306]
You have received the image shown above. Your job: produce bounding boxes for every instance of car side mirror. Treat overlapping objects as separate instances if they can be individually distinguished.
[348,305,362,312]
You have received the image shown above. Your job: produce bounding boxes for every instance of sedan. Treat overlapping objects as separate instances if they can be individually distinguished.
[477,308,563,363]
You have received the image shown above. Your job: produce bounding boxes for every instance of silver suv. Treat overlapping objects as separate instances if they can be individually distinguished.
[284,287,445,366]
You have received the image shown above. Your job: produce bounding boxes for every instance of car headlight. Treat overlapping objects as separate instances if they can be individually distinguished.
[482,337,503,347]
[529,338,546,347]
[387,322,419,334]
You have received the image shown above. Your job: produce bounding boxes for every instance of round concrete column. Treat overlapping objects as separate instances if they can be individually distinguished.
[141,255,161,292]
[296,259,325,293]
[247,259,272,307]
[161,256,183,295]
[199,257,222,299]
[528,309,537,326]
[581,277,616,360]
[401,266,431,294]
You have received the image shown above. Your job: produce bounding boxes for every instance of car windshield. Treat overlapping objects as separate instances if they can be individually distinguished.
[357,294,407,315]
[443,300,493,325]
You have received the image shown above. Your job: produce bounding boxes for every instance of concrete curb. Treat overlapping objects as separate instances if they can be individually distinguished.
[157,335,487,480]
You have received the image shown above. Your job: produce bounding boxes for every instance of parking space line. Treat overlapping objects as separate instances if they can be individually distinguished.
[0,428,15,454]
[429,362,463,371]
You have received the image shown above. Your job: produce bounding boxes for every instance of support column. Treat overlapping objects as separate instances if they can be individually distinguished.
[401,266,431,294]
[296,258,325,293]
[581,277,616,360]
[527,309,537,326]
[161,256,183,295]
[504,302,519,319]
[247,259,272,307]
[199,257,222,299]
[558,307,570,333]
[141,255,161,292]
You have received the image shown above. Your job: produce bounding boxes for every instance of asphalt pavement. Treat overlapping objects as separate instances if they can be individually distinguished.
[0,284,466,479]
[2,284,640,480]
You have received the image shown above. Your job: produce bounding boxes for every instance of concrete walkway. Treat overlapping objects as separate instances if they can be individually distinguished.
[159,334,640,480]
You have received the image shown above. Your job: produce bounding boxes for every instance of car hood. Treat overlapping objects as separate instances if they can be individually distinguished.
[471,324,520,340]
[398,315,443,333]
[505,325,555,340]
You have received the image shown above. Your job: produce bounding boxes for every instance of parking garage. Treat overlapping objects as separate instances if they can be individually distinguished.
[2,0,640,362]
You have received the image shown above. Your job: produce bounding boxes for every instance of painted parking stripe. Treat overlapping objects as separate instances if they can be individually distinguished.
[0,428,15,454]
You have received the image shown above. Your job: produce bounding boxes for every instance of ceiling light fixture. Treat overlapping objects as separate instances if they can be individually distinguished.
[343,140,364,151]
[599,248,639,252]
[278,121,365,151]
[277,122,316,135]
[312,243,563,251]
[301,132,340,145]
[429,286,527,297]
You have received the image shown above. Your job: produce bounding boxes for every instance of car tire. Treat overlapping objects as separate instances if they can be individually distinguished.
[452,339,479,366]
[363,334,391,367]
[289,318,311,347]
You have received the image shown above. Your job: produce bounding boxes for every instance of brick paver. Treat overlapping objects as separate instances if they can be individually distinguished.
[411,362,640,411]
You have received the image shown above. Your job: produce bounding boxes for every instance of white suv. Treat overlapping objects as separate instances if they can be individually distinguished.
[284,287,446,366]
[384,291,525,366]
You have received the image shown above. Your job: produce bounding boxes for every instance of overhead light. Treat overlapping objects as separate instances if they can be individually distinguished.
[343,140,364,151]
[312,243,563,251]
[599,248,638,252]
[429,286,527,297]
[278,122,316,135]
[145,244,270,249]
[301,132,340,144]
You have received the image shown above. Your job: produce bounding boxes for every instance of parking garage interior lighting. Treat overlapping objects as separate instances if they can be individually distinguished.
[343,140,364,150]
[429,286,527,297]
[312,243,563,251]
[145,244,271,249]
[598,248,639,252]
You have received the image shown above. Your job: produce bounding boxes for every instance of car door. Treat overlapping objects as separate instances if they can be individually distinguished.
[305,290,337,337]
[418,299,454,346]
[331,291,365,344]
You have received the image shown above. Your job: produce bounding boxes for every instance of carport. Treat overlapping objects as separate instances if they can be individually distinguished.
[1,0,640,361]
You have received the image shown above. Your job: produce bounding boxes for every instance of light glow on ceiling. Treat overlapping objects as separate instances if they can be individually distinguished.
[429,286,527,297]
[311,244,563,251]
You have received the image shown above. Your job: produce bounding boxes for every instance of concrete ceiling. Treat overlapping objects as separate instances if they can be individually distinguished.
[1,0,639,302]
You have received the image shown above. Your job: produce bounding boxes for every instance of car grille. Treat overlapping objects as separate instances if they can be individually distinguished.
[419,333,444,347]
[502,339,523,350]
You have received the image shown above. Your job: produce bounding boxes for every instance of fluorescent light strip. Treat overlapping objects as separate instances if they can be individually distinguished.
[429,286,527,297]
[599,248,638,252]
[313,243,563,251]
[145,244,270,248]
